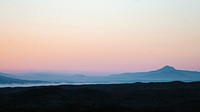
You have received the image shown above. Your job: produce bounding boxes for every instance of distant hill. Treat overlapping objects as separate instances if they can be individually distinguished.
[1,66,200,84]
[0,72,46,84]
[108,66,200,82]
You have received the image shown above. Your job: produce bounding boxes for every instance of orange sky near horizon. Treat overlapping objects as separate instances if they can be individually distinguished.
[0,0,200,75]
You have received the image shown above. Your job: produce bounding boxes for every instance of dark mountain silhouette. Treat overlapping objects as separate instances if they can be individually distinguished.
[0,72,46,84]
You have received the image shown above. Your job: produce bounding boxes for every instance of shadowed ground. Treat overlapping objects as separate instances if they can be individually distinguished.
[0,81,200,112]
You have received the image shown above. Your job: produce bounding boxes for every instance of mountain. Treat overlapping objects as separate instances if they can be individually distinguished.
[2,66,200,84]
[108,66,200,82]
[0,72,46,84]
[157,65,176,71]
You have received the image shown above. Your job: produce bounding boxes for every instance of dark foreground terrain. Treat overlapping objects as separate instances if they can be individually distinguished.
[0,81,200,112]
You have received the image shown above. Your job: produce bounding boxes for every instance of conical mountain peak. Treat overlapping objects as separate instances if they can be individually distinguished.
[158,65,176,71]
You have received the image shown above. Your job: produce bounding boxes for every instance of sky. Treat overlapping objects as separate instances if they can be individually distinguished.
[0,0,200,75]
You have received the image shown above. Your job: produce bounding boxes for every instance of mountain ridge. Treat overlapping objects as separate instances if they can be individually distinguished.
[1,66,200,84]
[108,65,200,82]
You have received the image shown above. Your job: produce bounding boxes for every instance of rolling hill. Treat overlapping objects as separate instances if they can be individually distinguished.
[1,66,200,84]
[0,72,46,84]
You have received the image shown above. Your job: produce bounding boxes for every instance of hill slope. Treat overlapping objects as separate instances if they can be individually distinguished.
[109,66,200,82]
[0,72,46,84]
